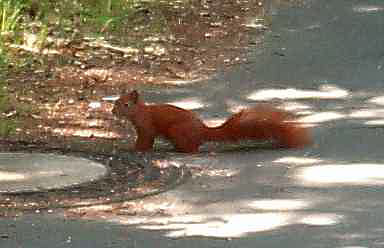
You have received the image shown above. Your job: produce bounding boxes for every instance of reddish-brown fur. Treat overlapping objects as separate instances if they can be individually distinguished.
[112,90,311,153]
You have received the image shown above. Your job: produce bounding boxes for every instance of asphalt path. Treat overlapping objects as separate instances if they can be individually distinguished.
[3,0,384,247]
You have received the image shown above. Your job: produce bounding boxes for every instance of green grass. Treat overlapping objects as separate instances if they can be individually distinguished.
[0,87,8,113]
[0,79,16,137]
[0,0,24,71]
[0,46,7,69]
[0,119,16,137]
[0,0,23,34]
[25,0,151,35]
[0,0,188,69]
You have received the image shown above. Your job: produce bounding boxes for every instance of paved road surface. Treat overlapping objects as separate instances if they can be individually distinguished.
[3,0,384,247]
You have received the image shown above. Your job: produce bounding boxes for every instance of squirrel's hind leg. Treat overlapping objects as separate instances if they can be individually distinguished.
[135,130,156,152]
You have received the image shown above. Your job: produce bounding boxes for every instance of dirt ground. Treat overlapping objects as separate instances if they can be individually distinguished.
[0,0,308,213]
[2,0,270,153]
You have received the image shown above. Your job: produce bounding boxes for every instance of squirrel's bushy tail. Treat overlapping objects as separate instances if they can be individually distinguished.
[274,121,311,148]
[201,109,311,148]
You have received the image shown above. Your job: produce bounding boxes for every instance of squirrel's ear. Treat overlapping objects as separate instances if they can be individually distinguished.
[131,90,139,103]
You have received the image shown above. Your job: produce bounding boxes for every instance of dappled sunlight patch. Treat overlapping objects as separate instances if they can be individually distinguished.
[74,204,114,212]
[134,202,179,215]
[338,246,368,248]
[364,119,384,126]
[294,163,384,186]
[353,5,384,13]
[138,213,294,238]
[33,97,119,141]
[299,213,342,226]
[349,109,384,119]
[2,168,100,182]
[88,39,140,55]
[88,101,102,109]
[0,172,26,181]
[10,33,63,55]
[115,214,208,226]
[226,103,248,114]
[243,17,267,29]
[203,118,227,127]
[247,199,311,211]
[297,111,345,124]
[33,169,70,177]
[102,95,120,102]
[167,98,206,110]
[86,119,111,128]
[247,85,349,101]
[193,168,240,178]
[163,78,209,85]
[124,211,343,238]
[274,156,323,165]
[153,160,183,169]
[279,101,312,112]
[52,127,119,138]
[369,96,384,105]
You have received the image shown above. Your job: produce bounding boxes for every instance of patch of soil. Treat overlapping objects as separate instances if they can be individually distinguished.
[1,1,270,206]
[3,0,268,153]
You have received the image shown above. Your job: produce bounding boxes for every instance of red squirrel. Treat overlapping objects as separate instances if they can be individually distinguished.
[112,90,311,153]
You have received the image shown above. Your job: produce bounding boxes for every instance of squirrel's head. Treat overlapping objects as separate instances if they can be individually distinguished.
[112,90,140,116]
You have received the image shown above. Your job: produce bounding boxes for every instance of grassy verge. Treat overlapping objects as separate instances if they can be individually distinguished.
[0,79,16,137]
[0,0,22,136]
[0,0,23,71]
[0,0,192,78]
[0,0,191,137]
